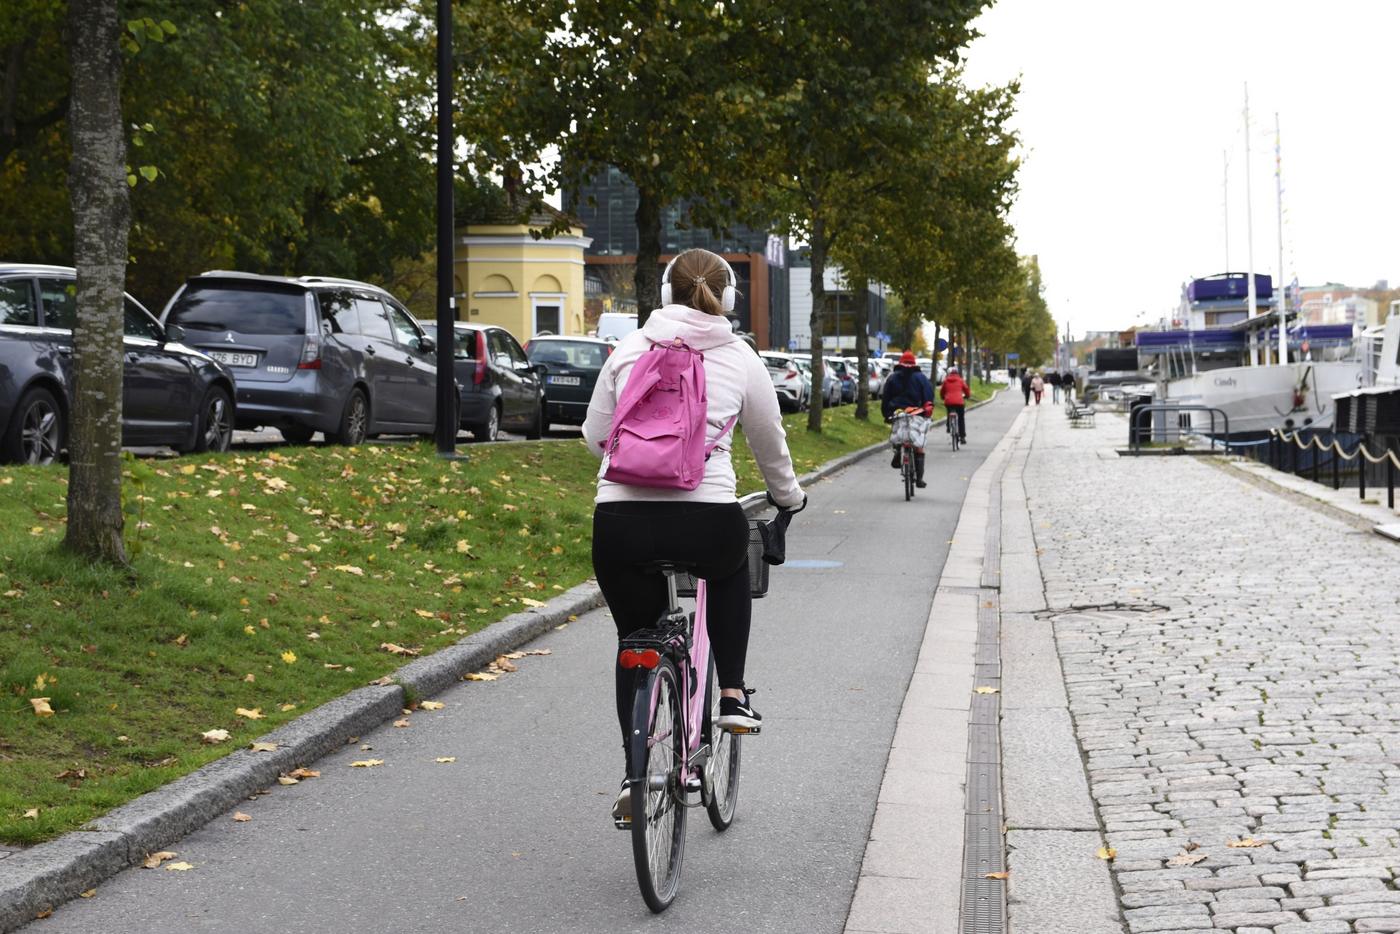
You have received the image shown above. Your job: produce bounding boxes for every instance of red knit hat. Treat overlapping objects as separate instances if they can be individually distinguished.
[898,351,917,368]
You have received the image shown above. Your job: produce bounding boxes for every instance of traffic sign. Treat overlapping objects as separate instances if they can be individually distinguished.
[788,338,797,350]
[935,338,948,352]
[1006,352,1020,360]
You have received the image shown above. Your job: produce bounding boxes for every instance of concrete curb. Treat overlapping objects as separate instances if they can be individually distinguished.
[1,391,1012,933]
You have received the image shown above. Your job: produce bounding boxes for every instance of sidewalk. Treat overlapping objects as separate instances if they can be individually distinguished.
[1004,402,1400,933]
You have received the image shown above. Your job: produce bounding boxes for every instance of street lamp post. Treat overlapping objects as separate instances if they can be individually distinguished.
[434,0,459,455]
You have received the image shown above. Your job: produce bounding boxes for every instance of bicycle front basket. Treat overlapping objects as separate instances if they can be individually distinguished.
[675,519,769,599]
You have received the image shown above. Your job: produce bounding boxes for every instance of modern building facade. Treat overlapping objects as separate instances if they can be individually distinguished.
[570,168,792,349]
[787,251,891,354]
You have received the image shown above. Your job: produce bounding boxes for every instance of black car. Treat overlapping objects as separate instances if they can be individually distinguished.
[162,273,453,445]
[0,263,237,464]
[524,335,613,432]
[420,322,544,442]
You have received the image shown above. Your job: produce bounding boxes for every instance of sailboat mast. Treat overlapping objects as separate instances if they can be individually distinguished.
[1244,83,1259,366]
[1276,112,1287,365]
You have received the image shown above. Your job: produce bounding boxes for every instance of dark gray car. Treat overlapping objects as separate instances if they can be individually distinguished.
[419,322,544,442]
[0,263,237,464]
[162,273,452,444]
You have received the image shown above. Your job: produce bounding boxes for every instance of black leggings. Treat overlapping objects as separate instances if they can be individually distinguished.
[593,501,751,742]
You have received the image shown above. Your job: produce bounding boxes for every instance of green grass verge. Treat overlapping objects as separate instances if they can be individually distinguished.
[0,403,900,845]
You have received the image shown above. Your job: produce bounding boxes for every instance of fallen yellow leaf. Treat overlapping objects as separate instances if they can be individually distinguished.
[277,776,299,785]
[464,672,498,682]
[29,697,54,717]
[435,757,456,764]
[234,707,264,720]
[287,768,320,779]
[200,729,231,744]
[973,686,999,695]
[281,651,297,664]
[179,465,196,475]
[419,700,444,711]
[278,703,297,712]
[1226,838,1267,848]
[350,759,384,768]
[79,889,97,898]
[393,719,411,728]
[142,851,178,869]
[333,565,365,576]
[414,609,435,618]
[232,812,252,822]
[1097,846,1116,860]
[164,862,195,872]
[379,642,419,657]
[1167,851,1208,866]
[22,808,38,820]
[985,871,1009,879]
[249,742,278,752]
[520,597,546,608]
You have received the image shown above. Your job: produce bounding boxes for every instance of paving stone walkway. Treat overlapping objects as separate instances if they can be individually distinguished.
[1020,402,1400,933]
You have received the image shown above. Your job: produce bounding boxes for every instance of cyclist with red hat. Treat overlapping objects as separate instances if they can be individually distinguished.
[880,351,935,487]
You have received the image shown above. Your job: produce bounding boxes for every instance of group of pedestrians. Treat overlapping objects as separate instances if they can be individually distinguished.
[1019,368,1073,405]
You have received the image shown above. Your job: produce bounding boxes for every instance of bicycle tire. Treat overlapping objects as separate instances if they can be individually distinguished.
[702,650,741,831]
[629,658,687,913]
[949,418,960,452]
[902,447,914,501]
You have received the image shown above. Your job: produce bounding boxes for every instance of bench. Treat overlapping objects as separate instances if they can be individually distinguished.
[1065,401,1096,427]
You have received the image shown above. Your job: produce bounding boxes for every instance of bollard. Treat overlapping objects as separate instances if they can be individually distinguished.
[1312,440,1320,485]
[1332,446,1340,491]
[1389,456,1395,511]
[1359,445,1367,501]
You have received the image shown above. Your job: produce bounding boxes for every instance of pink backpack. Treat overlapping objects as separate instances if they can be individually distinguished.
[603,339,737,490]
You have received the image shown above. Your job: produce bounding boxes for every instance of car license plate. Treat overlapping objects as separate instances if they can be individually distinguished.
[209,351,259,368]
[548,375,581,386]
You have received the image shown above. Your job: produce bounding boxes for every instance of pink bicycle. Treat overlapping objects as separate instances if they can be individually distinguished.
[615,507,798,912]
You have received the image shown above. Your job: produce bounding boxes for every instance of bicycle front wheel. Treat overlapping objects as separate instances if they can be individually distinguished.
[703,651,742,831]
[630,658,687,913]
[903,448,915,500]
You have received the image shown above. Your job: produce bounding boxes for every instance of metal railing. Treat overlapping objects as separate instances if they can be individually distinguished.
[1128,404,1231,454]
[1262,428,1400,510]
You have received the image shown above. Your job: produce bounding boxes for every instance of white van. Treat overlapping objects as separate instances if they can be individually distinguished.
[596,312,638,341]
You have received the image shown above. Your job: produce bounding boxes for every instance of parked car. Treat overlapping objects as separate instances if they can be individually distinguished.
[758,351,808,412]
[421,322,545,441]
[797,357,840,408]
[867,358,892,398]
[163,272,453,446]
[524,335,612,433]
[596,312,638,342]
[827,357,856,403]
[0,263,237,464]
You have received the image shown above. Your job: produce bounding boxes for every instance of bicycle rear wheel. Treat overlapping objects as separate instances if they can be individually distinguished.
[949,418,960,451]
[629,658,687,913]
[703,651,741,831]
[902,448,915,500]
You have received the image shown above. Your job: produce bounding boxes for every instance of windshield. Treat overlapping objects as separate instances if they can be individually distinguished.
[528,340,609,368]
[167,284,306,335]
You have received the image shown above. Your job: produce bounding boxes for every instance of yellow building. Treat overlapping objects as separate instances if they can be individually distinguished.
[453,208,591,341]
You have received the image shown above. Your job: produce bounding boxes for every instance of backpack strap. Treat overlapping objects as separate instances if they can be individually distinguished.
[704,414,740,460]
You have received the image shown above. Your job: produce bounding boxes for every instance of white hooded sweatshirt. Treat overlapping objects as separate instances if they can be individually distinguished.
[582,305,805,507]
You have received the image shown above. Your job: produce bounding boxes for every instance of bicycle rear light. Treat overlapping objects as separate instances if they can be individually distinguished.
[618,648,661,670]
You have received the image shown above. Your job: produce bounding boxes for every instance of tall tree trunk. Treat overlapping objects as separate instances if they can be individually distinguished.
[634,184,662,327]
[64,0,129,565]
[806,215,827,433]
[853,276,870,421]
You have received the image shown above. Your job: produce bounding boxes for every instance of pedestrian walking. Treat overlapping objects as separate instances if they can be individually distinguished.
[1030,372,1045,405]
[1020,369,1032,405]
[1060,370,1075,401]
[1048,370,1061,403]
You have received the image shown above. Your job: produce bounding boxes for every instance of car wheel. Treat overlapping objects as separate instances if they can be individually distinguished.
[3,387,64,465]
[472,403,500,442]
[281,425,316,445]
[331,388,369,446]
[524,400,543,440]
[194,387,234,453]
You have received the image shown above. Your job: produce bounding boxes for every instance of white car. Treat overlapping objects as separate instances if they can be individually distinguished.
[758,351,808,412]
[595,312,638,341]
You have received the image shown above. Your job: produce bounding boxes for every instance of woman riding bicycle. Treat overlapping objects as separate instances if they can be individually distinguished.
[880,351,934,488]
[939,365,972,444]
[583,248,806,823]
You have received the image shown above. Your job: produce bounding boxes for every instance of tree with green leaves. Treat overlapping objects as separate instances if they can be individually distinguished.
[456,0,786,324]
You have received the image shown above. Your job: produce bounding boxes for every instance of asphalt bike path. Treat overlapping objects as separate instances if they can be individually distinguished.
[32,393,1022,934]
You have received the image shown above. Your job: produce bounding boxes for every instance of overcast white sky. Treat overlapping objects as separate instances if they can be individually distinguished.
[961,0,1399,336]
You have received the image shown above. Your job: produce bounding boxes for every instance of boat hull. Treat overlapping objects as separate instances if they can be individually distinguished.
[1162,361,1363,435]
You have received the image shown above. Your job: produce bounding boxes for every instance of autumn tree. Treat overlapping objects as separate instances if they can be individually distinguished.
[63,0,129,563]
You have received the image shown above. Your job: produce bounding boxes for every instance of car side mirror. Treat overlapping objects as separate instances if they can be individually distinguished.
[532,363,548,377]
[419,336,436,353]
[164,323,186,343]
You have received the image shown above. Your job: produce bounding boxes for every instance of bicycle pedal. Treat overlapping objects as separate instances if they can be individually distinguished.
[613,816,631,831]
[725,725,760,735]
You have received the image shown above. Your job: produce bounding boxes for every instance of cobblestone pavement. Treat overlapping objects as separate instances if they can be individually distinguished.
[1022,404,1400,933]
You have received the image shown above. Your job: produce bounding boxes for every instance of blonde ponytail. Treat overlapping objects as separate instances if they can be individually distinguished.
[668,249,734,317]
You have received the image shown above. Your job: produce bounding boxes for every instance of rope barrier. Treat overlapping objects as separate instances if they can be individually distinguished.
[1272,429,1400,469]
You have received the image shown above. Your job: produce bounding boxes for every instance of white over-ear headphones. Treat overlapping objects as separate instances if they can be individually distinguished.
[660,249,737,313]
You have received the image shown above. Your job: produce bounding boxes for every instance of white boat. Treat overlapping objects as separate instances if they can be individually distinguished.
[1163,358,1363,435]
